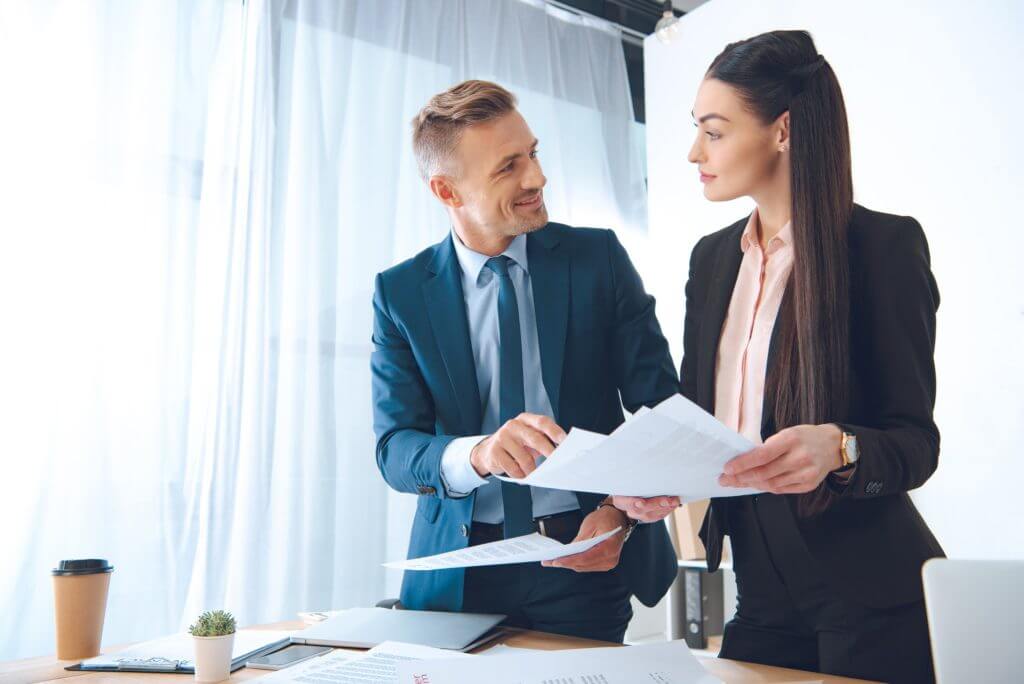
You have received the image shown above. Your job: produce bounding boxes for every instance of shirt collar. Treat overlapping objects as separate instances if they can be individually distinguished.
[739,209,793,255]
[450,229,529,284]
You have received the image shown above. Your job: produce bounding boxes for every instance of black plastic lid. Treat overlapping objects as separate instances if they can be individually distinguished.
[52,559,114,576]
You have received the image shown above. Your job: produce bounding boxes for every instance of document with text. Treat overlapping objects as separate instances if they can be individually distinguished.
[256,641,469,683]
[384,527,621,570]
[497,393,762,500]
[396,639,722,683]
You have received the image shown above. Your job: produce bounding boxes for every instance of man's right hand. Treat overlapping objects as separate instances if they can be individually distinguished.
[470,413,567,478]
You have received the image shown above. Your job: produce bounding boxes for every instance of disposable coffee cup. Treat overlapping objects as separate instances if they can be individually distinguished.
[52,559,114,660]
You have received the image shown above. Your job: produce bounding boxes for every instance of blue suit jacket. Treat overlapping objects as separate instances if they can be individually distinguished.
[371,223,679,611]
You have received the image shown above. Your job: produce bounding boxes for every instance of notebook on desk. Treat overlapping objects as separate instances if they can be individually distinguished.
[291,607,506,652]
[67,629,293,674]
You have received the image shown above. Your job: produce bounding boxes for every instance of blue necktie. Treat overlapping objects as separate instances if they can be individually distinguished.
[485,256,534,538]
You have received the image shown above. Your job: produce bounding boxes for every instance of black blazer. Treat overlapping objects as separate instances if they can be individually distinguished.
[686,204,945,610]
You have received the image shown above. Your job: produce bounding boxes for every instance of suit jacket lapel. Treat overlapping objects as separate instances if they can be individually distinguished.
[527,228,569,421]
[422,236,483,434]
[698,222,745,565]
[696,224,745,414]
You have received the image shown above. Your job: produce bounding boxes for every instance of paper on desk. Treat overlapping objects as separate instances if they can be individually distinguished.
[498,393,761,500]
[384,527,621,570]
[256,640,469,683]
[396,639,722,683]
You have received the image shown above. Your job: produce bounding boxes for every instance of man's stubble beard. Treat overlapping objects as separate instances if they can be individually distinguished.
[508,203,549,236]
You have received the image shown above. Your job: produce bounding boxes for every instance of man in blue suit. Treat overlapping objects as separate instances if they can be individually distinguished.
[371,80,678,642]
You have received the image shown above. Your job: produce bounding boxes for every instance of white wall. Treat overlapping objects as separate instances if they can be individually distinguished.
[644,0,1024,559]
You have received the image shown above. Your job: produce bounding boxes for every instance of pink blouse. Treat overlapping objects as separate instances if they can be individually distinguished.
[714,210,794,445]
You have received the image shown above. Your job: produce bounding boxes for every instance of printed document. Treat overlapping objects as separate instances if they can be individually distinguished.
[395,639,722,683]
[498,393,761,500]
[256,641,469,683]
[384,527,621,571]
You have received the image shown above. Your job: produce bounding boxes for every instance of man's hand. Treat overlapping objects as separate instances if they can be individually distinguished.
[541,504,628,572]
[719,424,843,494]
[611,495,681,522]
[470,413,567,478]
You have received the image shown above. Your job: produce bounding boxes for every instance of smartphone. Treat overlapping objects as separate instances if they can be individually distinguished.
[246,644,333,670]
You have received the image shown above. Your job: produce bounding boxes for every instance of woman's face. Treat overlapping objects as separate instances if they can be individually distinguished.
[688,77,788,202]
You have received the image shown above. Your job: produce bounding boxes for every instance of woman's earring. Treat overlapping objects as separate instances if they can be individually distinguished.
[780,145,788,152]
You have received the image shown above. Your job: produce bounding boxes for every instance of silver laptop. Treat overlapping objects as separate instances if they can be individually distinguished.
[291,607,506,652]
[922,558,1023,683]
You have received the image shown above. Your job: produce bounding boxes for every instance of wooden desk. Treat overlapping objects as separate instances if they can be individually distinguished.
[1,621,875,684]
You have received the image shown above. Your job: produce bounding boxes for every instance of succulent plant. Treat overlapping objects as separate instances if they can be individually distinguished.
[188,610,237,637]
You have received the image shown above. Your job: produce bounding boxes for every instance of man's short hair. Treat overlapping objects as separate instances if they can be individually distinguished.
[411,80,517,181]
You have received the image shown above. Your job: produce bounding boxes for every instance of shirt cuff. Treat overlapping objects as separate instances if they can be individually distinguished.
[440,435,489,497]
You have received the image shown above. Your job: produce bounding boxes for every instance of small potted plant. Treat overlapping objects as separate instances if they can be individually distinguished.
[189,610,236,682]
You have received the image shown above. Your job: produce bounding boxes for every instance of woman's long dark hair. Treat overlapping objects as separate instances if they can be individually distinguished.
[708,31,852,516]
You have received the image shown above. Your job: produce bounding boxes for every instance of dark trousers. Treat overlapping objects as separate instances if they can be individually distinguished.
[460,514,632,643]
[721,494,935,684]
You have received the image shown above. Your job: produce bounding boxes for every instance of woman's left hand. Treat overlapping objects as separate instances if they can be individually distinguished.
[610,495,681,522]
[719,424,843,494]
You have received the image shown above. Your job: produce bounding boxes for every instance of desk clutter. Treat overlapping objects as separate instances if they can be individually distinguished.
[60,604,723,683]
[67,629,294,675]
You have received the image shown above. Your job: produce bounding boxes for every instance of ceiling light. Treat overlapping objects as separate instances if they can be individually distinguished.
[654,1,680,44]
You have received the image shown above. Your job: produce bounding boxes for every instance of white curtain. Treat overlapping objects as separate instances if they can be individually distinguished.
[0,0,647,660]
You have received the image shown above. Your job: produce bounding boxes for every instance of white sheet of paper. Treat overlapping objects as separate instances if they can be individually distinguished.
[395,639,722,684]
[498,393,761,500]
[256,641,469,683]
[384,527,621,570]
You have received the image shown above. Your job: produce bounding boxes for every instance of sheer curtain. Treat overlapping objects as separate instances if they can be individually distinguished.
[0,0,648,660]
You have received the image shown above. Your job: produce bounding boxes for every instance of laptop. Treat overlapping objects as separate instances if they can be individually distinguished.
[922,558,1023,683]
[291,607,506,652]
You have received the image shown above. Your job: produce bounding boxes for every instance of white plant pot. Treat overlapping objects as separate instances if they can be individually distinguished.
[193,633,234,683]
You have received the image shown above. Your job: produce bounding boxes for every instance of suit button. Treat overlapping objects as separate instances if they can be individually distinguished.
[417,485,436,495]
[460,524,470,537]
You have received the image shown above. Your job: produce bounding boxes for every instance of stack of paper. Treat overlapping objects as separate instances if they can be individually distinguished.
[498,393,761,500]
[255,641,470,683]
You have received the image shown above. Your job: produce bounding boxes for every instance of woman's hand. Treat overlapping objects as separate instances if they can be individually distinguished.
[610,495,681,522]
[719,424,843,494]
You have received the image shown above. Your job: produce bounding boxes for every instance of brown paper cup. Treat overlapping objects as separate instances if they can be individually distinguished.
[52,559,113,660]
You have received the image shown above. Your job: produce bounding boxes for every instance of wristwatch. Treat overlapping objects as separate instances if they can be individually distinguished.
[837,430,859,471]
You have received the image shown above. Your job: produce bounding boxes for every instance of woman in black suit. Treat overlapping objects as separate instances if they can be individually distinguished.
[616,30,944,683]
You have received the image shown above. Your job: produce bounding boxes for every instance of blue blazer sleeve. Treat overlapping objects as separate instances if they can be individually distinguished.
[371,273,455,498]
